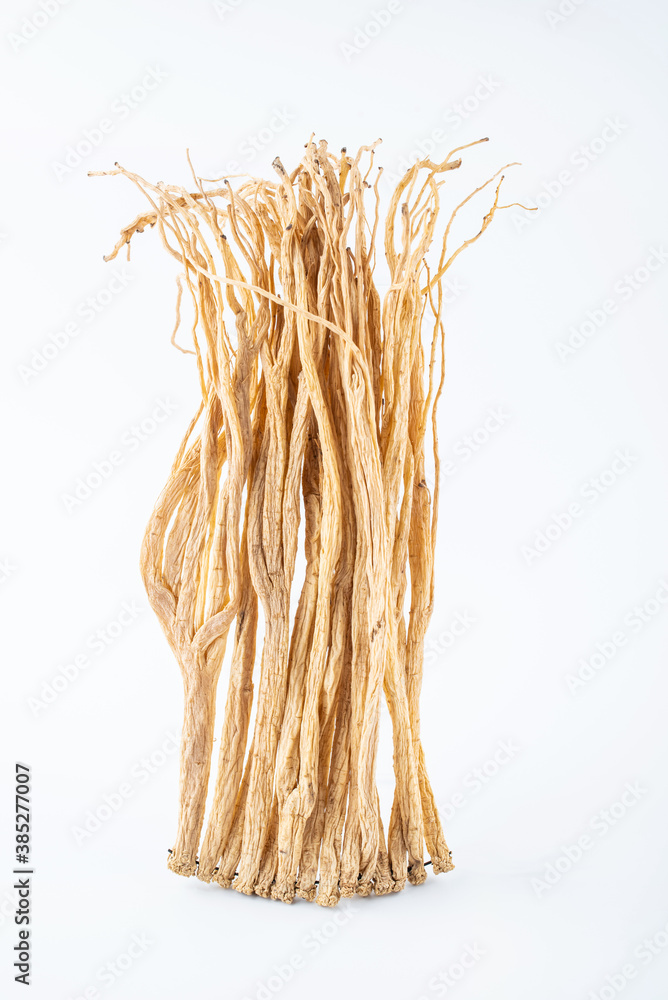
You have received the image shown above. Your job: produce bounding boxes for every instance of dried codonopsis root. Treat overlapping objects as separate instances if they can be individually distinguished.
[91,137,521,905]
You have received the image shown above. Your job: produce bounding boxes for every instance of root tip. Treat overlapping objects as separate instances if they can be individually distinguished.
[167,853,197,878]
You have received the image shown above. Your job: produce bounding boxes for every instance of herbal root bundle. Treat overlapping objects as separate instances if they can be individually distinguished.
[94,138,517,906]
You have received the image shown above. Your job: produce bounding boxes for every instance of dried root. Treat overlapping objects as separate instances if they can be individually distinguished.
[93,137,516,905]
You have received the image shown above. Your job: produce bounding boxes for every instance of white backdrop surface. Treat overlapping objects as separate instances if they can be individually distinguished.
[1,1,667,998]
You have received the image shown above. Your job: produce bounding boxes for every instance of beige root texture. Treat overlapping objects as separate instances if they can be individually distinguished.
[94,137,515,906]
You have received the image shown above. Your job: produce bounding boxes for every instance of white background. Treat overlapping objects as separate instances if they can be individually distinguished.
[1,1,668,998]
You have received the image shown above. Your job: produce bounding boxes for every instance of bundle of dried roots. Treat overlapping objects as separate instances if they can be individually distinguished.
[93,137,517,906]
